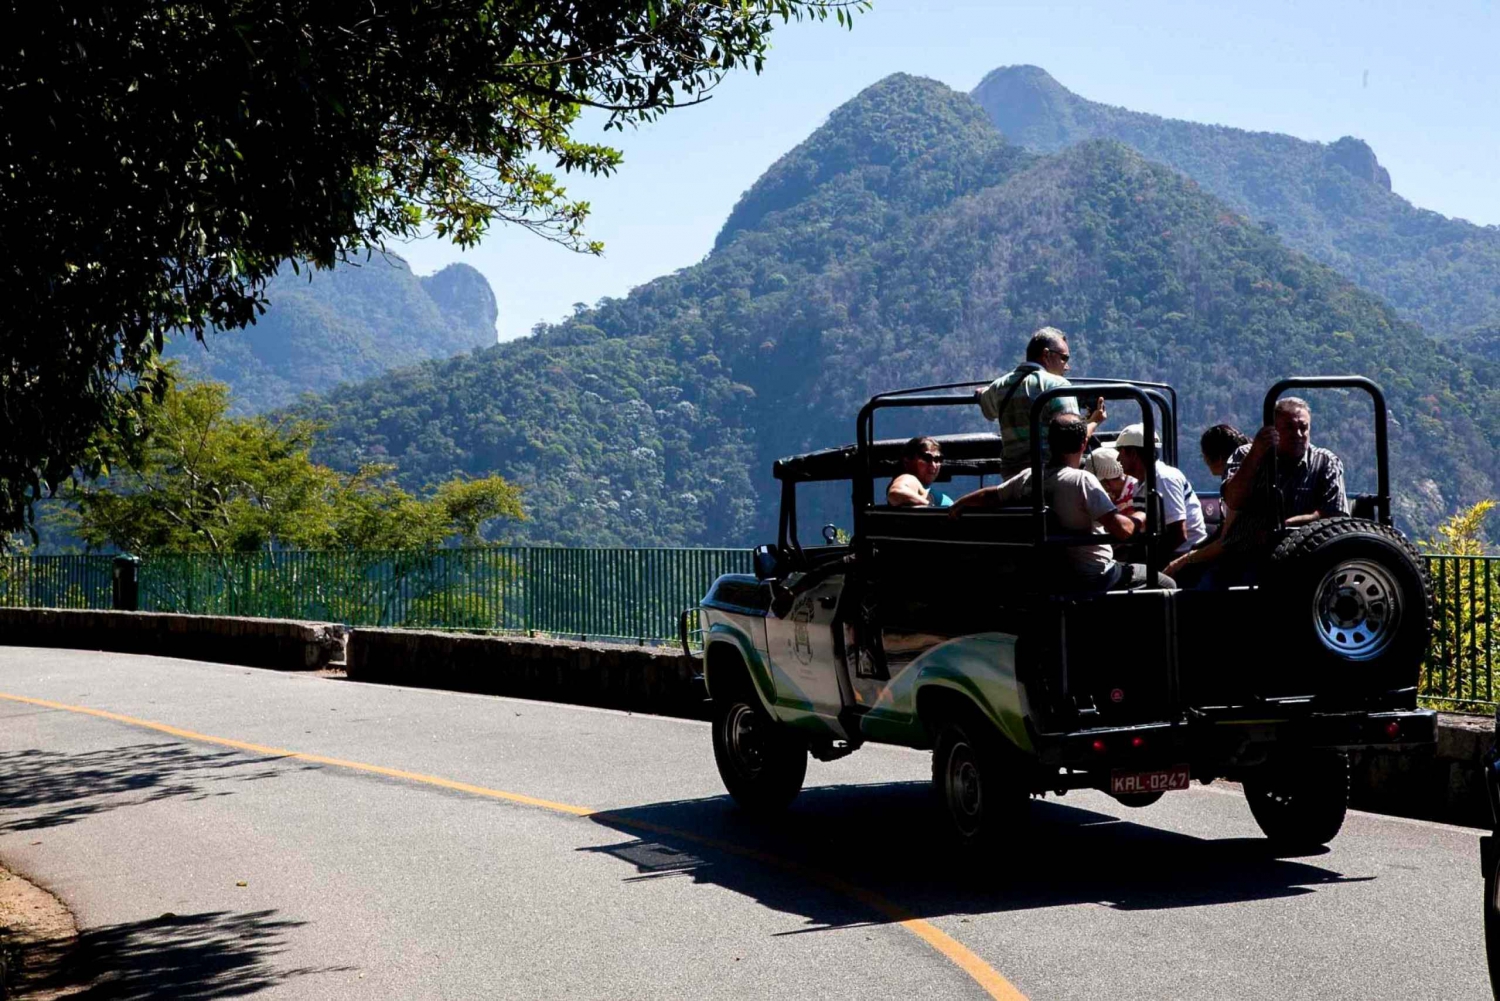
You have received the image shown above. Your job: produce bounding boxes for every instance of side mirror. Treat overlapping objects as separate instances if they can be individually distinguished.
[752,544,781,581]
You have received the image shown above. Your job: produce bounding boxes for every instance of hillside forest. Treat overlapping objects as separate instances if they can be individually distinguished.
[275,73,1500,549]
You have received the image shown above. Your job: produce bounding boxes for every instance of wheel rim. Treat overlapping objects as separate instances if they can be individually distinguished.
[944,739,983,836]
[725,703,767,779]
[1313,559,1403,660]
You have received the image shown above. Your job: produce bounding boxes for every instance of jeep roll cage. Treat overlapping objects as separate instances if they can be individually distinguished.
[768,376,1179,581]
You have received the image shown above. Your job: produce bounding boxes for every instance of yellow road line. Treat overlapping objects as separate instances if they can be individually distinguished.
[0,690,1026,1000]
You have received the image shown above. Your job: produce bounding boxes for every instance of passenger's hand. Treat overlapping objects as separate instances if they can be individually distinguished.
[1250,425,1277,458]
[1163,554,1188,578]
[1087,396,1106,425]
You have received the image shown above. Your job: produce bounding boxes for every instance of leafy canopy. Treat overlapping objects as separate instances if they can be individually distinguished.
[57,375,525,555]
[0,0,864,537]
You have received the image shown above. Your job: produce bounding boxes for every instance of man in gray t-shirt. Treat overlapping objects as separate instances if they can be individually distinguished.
[949,414,1175,591]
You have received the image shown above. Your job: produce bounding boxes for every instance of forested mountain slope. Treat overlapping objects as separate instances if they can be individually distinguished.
[304,74,1500,546]
[972,65,1500,346]
[168,256,497,414]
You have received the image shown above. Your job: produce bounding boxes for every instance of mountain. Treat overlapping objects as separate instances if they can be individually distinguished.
[971,65,1500,346]
[302,73,1500,547]
[168,256,497,414]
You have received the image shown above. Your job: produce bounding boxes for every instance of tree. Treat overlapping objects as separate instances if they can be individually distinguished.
[0,1,865,539]
[56,375,525,555]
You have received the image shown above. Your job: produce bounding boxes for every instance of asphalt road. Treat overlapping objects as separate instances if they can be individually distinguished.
[0,647,1489,1000]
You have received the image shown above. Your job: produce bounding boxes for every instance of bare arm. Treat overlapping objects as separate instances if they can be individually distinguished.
[1163,519,1187,553]
[1164,538,1224,577]
[948,485,1001,516]
[1099,509,1137,541]
[886,474,929,508]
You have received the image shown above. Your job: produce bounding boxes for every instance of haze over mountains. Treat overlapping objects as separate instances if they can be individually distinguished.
[973,65,1500,351]
[168,255,498,414]
[297,72,1500,547]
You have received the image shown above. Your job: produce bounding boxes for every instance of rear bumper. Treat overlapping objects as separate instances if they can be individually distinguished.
[1034,708,1436,772]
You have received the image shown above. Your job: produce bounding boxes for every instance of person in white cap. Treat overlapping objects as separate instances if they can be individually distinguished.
[1083,446,1136,508]
[949,414,1175,591]
[1113,423,1207,557]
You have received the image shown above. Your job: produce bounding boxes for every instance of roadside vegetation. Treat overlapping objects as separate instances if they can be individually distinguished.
[0,0,865,541]
[1420,501,1498,709]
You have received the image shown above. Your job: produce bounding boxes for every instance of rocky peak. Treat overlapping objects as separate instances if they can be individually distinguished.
[1325,136,1392,190]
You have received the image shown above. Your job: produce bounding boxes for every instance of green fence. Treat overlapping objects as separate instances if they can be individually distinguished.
[1,549,1496,705]
[1423,554,1500,712]
[0,554,113,610]
[130,548,750,644]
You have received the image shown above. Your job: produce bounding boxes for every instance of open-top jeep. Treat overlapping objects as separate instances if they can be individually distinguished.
[692,375,1436,849]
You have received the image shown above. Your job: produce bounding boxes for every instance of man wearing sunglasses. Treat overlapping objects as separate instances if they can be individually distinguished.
[978,326,1107,478]
[887,436,952,507]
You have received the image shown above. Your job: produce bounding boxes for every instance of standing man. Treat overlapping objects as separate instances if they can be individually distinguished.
[978,327,1106,478]
[1113,423,1207,557]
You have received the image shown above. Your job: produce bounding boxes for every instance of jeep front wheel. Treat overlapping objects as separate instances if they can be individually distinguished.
[931,715,1028,848]
[1243,751,1349,850]
[712,690,807,814]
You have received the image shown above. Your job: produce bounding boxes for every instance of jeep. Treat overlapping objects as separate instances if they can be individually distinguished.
[692,376,1436,849]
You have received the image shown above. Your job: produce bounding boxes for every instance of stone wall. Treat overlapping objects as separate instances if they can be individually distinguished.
[345,628,704,718]
[1350,712,1495,827]
[0,608,346,671]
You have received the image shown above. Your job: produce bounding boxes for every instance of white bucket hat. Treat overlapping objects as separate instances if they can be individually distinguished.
[1085,447,1124,481]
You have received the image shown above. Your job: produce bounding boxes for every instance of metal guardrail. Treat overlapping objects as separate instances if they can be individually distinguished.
[1424,554,1499,712]
[0,550,1495,702]
[0,554,113,610]
[1,548,752,646]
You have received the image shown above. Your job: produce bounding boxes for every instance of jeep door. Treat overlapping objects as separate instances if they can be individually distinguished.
[764,571,848,731]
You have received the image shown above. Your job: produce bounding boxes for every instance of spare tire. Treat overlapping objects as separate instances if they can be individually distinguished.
[1264,516,1431,697]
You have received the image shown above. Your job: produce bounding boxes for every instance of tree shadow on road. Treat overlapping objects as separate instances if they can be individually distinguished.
[0,743,313,834]
[584,781,1371,932]
[17,908,356,1000]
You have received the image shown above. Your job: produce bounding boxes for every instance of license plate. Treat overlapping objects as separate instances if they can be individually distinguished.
[1110,764,1191,796]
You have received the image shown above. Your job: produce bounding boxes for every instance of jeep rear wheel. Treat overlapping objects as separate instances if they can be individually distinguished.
[711,686,807,814]
[1243,751,1349,851]
[1265,517,1430,694]
[931,715,1028,848]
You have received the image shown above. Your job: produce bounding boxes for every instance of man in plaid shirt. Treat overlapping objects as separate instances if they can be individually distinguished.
[1210,397,1347,583]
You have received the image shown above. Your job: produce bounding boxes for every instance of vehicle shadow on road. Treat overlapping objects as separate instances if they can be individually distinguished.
[0,742,314,834]
[18,908,356,1000]
[584,781,1371,929]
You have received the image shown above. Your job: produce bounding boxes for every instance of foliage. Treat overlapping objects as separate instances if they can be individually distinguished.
[972,65,1500,342]
[1419,501,1498,707]
[167,257,498,414]
[300,73,1500,549]
[0,0,864,539]
[55,375,525,556]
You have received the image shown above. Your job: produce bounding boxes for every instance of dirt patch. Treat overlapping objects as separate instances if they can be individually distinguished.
[0,866,78,999]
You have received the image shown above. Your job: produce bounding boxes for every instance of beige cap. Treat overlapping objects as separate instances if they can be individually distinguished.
[1113,423,1161,451]
[1085,447,1124,481]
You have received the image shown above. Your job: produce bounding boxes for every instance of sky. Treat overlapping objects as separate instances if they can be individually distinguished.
[395,0,1500,342]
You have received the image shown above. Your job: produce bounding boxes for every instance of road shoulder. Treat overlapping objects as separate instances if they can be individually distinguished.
[0,864,77,999]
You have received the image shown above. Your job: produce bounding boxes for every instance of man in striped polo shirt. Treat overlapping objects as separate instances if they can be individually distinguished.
[977,327,1106,478]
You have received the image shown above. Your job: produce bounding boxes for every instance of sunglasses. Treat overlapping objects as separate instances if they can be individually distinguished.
[917,453,942,464]
[1048,348,1071,362]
